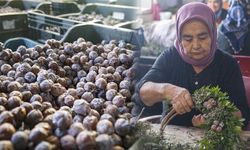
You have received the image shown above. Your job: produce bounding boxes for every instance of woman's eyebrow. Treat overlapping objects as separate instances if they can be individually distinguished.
[181,32,209,38]
[198,32,209,37]
[181,34,193,38]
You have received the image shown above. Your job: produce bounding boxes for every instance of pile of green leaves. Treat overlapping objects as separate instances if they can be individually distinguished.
[192,86,245,150]
[128,122,195,150]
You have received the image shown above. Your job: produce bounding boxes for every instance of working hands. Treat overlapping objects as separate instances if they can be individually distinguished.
[169,86,193,114]
[192,114,205,127]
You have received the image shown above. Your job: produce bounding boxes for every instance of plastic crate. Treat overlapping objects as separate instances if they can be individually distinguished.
[0,0,49,13]
[82,3,138,21]
[27,11,80,44]
[234,55,250,77]
[7,0,43,10]
[61,23,144,52]
[114,19,142,29]
[0,12,28,43]
[59,3,139,28]
[0,1,8,7]
[34,1,51,15]
[4,37,41,50]
[51,1,80,15]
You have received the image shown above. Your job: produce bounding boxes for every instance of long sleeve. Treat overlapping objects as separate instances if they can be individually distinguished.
[132,48,174,117]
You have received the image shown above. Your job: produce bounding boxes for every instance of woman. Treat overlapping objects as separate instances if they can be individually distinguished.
[135,2,250,127]
[207,0,227,26]
[217,0,250,55]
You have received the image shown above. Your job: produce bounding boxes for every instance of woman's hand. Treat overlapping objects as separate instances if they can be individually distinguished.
[169,86,193,114]
[192,114,205,127]
[233,109,242,118]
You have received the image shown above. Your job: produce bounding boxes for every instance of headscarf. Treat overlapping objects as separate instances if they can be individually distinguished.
[220,0,250,53]
[174,2,217,67]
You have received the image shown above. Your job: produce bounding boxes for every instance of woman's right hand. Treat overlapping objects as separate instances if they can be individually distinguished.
[167,85,194,114]
[192,114,205,127]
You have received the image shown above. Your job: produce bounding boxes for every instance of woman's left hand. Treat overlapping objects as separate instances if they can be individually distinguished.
[192,114,205,127]
[234,109,242,118]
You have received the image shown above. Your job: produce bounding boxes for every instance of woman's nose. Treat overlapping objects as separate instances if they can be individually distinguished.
[193,39,201,49]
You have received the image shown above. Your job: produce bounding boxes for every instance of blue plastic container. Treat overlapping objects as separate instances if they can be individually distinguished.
[61,23,144,52]
[0,12,28,43]
[4,37,41,51]
[51,1,80,15]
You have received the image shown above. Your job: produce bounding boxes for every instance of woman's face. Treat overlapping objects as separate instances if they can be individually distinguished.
[207,0,221,12]
[181,20,212,61]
